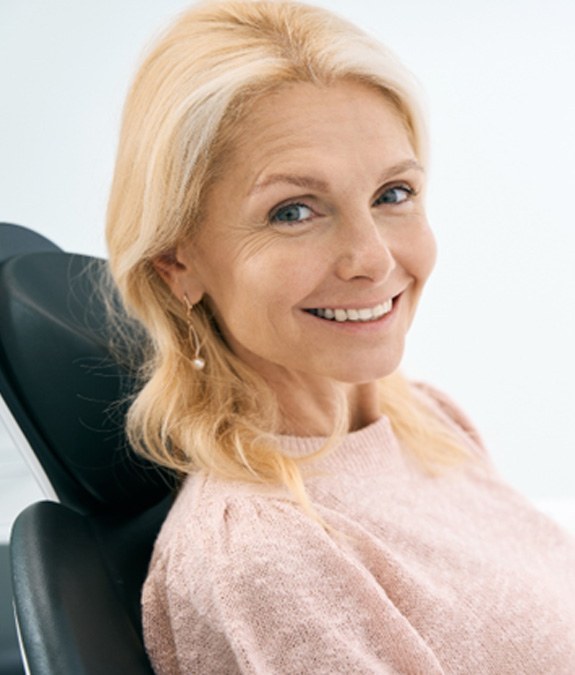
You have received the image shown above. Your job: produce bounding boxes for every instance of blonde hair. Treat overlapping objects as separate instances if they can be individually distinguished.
[106,0,467,504]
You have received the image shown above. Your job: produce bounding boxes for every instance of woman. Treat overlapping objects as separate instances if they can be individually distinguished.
[106,1,575,673]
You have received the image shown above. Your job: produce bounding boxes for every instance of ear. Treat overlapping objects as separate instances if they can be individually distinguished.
[152,247,205,304]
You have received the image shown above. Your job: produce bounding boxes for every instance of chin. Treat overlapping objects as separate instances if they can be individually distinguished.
[328,349,405,385]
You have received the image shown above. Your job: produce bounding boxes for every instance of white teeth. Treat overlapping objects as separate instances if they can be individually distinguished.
[313,299,393,322]
[334,309,347,322]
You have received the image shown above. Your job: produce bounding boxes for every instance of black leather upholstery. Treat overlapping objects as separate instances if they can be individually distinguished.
[11,499,170,675]
[0,252,172,514]
[0,222,61,262]
[0,225,176,674]
[0,223,52,675]
[0,545,24,675]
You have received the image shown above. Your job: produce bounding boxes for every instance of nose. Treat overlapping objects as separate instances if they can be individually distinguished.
[333,211,396,284]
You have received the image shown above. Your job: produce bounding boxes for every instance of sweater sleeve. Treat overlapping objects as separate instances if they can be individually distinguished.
[142,489,443,675]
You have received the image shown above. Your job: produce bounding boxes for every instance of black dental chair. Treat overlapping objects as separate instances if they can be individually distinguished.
[0,223,176,674]
[0,223,62,675]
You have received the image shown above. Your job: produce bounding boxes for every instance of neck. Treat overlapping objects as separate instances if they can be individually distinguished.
[273,379,381,437]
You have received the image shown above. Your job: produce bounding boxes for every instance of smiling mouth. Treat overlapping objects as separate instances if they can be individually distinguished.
[305,298,394,323]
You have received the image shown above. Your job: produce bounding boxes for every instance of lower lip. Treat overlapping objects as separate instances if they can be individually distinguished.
[302,295,401,332]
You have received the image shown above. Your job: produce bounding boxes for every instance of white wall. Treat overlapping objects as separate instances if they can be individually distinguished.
[1,0,574,504]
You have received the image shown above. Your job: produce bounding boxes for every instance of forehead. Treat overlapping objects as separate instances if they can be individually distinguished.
[221,80,415,191]
[236,80,409,150]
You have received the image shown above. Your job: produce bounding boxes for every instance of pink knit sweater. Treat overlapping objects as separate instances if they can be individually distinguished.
[142,385,575,673]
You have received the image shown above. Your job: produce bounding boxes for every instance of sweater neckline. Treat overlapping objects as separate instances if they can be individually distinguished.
[275,415,403,475]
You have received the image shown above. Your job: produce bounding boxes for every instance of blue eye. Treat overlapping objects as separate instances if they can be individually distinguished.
[270,203,313,224]
[375,185,413,205]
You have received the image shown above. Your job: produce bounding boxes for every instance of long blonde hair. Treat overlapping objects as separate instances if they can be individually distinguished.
[106,0,467,504]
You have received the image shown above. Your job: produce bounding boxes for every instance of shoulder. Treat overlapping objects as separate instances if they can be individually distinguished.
[142,473,427,673]
[145,472,334,596]
[142,473,359,670]
[143,469,393,620]
[410,380,488,456]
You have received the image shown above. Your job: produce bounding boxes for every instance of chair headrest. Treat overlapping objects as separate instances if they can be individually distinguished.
[0,222,61,262]
[0,251,174,515]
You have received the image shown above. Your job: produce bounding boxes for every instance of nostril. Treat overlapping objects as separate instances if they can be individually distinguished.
[335,247,396,283]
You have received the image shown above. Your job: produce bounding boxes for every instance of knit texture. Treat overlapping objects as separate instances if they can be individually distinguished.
[142,384,575,673]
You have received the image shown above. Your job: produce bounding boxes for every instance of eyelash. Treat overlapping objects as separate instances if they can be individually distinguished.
[269,202,314,225]
[374,183,416,206]
[268,183,417,226]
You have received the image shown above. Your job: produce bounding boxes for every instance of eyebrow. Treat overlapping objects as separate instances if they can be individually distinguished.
[250,173,329,195]
[249,158,424,195]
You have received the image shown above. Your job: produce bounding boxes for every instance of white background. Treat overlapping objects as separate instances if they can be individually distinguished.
[0,1,574,520]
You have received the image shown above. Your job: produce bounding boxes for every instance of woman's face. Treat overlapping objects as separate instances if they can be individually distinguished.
[162,80,436,405]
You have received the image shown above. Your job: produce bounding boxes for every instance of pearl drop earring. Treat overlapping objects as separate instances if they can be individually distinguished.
[183,293,205,370]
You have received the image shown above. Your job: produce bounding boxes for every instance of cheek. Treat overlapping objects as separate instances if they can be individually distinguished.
[205,252,300,336]
[404,223,437,283]
[235,241,324,305]
[400,227,436,329]
[420,227,437,280]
